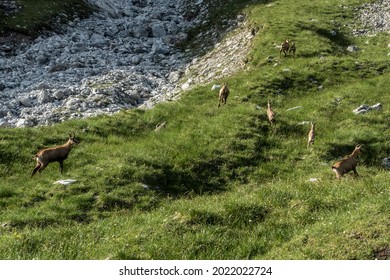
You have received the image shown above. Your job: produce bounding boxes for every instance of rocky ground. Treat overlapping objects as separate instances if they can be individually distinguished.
[0,0,388,128]
[352,0,390,35]
[0,0,206,127]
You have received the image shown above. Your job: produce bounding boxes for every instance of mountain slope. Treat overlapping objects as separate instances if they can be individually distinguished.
[0,0,389,260]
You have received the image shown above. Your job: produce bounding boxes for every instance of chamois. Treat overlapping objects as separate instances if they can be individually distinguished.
[218,83,230,108]
[31,133,78,177]
[267,99,275,125]
[289,42,296,57]
[280,39,290,57]
[307,122,316,148]
[332,144,363,179]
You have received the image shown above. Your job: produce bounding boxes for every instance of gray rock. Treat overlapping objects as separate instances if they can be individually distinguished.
[152,23,167,37]
[0,110,8,117]
[382,157,390,169]
[0,119,10,128]
[18,97,32,107]
[37,89,51,104]
[15,118,34,128]
[152,42,170,55]
[133,26,149,38]
[130,55,142,65]
[347,45,359,52]
[36,54,49,65]
[49,64,69,73]
[66,97,81,108]
[53,90,65,100]
[90,33,108,46]
[168,71,181,83]
[353,103,382,114]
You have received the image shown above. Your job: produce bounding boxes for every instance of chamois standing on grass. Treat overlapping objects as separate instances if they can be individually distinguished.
[280,39,290,57]
[332,144,363,179]
[218,83,230,108]
[31,133,78,177]
[289,42,296,57]
[307,122,316,148]
[267,99,275,125]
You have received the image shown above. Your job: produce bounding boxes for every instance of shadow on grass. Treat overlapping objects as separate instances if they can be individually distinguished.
[179,0,274,56]
[296,23,353,54]
[113,157,228,196]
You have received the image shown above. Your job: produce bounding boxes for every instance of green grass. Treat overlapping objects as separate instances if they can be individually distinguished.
[0,0,93,36]
[0,0,389,259]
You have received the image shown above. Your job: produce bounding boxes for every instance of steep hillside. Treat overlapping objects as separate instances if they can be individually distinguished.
[0,0,389,260]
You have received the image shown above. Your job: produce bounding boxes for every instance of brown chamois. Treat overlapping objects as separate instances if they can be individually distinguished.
[267,99,275,125]
[280,39,290,57]
[307,122,316,148]
[332,144,363,179]
[218,83,230,108]
[289,42,296,57]
[31,133,78,177]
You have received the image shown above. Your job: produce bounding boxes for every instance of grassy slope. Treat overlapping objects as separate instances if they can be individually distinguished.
[0,0,389,259]
[0,0,93,36]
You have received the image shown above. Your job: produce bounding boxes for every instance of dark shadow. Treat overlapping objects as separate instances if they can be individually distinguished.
[296,23,354,54]
[112,156,229,197]
[178,0,274,57]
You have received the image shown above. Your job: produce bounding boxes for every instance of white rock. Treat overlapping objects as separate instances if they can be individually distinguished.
[54,179,77,185]
[211,84,221,90]
[347,45,359,52]
[353,103,382,114]
[286,106,303,112]
[15,118,33,128]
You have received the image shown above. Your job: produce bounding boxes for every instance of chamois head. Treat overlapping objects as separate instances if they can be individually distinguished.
[352,144,363,155]
[68,133,78,146]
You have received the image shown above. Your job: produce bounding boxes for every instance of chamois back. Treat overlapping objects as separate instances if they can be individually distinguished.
[218,83,230,108]
[332,144,363,179]
[267,99,275,125]
[307,122,316,148]
[280,39,290,57]
[31,133,78,177]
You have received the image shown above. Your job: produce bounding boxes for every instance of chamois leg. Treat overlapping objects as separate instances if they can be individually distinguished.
[218,97,223,108]
[332,169,341,179]
[59,161,64,174]
[38,162,48,173]
[31,163,41,177]
[352,167,359,176]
